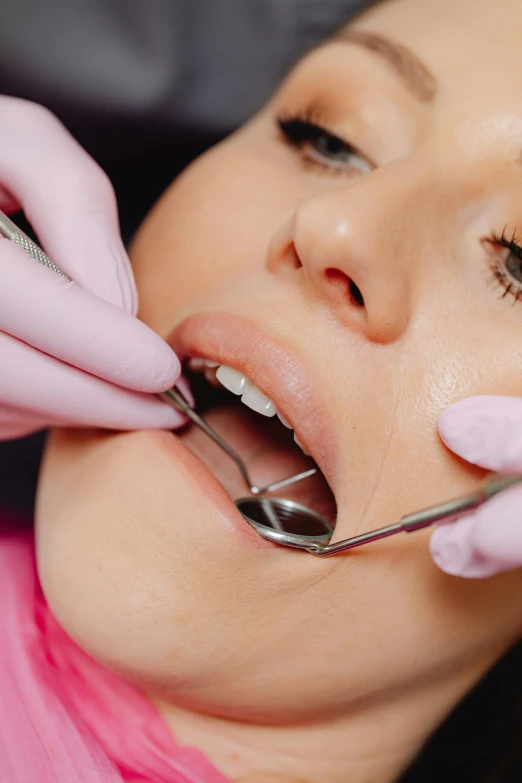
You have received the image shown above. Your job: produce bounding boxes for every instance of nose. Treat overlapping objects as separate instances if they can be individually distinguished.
[267,163,430,343]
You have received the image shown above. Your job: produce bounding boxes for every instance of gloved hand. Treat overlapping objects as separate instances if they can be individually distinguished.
[430,395,522,578]
[0,96,184,440]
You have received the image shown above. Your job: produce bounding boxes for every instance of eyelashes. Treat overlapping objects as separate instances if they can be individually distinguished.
[277,113,373,175]
[485,228,522,306]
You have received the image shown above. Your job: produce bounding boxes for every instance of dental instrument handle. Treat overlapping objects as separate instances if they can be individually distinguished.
[481,473,522,500]
[310,472,522,556]
[399,494,484,533]
[0,211,71,280]
[400,473,522,532]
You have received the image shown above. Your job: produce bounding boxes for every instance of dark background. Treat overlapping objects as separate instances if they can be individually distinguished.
[0,0,368,516]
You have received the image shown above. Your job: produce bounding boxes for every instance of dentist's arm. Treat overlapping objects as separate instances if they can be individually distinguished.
[430,396,522,578]
[0,96,184,440]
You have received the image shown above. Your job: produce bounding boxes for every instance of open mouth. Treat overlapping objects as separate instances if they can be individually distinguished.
[175,356,337,528]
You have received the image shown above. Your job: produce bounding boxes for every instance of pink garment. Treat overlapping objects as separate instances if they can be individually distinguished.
[0,525,230,783]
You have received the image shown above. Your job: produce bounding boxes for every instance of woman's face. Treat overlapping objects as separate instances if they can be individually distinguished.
[37,0,522,727]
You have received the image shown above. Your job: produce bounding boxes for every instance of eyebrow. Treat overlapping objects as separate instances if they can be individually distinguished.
[334,29,437,104]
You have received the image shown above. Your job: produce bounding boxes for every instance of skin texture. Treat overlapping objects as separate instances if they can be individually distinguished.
[36,0,522,780]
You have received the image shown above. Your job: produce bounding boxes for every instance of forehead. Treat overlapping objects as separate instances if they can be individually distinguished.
[355,0,522,107]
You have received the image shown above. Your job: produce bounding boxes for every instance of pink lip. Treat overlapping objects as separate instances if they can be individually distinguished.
[168,312,338,491]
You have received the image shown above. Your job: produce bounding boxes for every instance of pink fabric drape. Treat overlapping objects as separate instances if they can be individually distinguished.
[0,528,230,783]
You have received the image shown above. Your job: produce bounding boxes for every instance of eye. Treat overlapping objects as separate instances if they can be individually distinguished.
[484,229,522,305]
[277,115,373,176]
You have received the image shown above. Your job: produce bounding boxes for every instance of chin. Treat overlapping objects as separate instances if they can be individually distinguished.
[35,418,338,719]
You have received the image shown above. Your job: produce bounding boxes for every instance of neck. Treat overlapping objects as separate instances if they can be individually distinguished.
[152,658,488,783]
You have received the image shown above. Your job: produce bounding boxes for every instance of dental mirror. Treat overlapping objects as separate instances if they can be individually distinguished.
[234,497,333,549]
[236,474,522,556]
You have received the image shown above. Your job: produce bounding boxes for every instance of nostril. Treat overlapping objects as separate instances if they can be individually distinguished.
[288,242,303,269]
[348,278,365,307]
[325,268,365,308]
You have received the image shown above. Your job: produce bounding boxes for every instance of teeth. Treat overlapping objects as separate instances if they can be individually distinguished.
[241,385,277,417]
[216,364,276,418]
[214,363,308,453]
[277,412,292,429]
[188,357,221,386]
[215,365,253,396]
[188,357,220,371]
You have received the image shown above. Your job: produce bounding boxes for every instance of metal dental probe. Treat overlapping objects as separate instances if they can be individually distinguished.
[0,210,72,280]
[159,386,317,494]
[0,209,316,497]
[302,472,522,556]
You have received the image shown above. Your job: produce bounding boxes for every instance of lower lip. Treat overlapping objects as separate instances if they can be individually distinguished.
[146,428,278,553]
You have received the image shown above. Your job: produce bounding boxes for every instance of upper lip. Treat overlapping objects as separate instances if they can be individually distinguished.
[168,312,339,491]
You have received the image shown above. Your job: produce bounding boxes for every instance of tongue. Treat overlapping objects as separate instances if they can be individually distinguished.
[176,402,335,522]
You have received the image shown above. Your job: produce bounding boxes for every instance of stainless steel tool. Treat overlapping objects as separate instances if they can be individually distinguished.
[235,473,522,555]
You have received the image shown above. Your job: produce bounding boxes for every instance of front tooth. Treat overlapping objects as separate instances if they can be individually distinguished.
[241,385,277,417]
[216,365,252,395]
[216,364,277,418]
[277,412,292,429]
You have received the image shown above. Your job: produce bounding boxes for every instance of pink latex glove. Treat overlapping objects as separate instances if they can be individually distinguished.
[0,97,184,440]
[430,396,522,578]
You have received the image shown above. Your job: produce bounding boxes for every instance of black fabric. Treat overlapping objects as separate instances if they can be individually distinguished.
[399,639,522,783]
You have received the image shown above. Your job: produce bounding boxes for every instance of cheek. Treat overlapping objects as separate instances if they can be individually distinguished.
[328,307,522,539]
[131,113,344,339]
[131,129,294,338]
